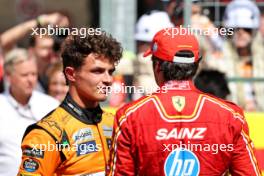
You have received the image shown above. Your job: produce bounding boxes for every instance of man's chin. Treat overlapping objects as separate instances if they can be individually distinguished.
[24,90,34,96]
[96,94,108,101]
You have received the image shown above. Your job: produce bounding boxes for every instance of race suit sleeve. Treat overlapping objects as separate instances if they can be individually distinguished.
[17,128,61,175]
[107,108,136,176]
[229,116,262,176]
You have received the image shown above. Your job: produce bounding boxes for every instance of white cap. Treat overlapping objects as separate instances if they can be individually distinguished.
[224,0,260,29]
[135,11,174,42]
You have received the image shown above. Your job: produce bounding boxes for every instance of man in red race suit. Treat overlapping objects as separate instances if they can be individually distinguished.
[107,27,262,176]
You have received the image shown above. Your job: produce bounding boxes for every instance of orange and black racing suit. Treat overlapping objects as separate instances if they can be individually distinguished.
[18,94,113,176]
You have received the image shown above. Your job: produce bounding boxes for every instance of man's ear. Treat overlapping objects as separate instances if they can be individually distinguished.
[64,67,76,82]
[152,60,164,86]
[154,61,162,73]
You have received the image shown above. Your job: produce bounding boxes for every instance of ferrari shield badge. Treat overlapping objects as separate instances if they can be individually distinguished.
[172,96,185,112]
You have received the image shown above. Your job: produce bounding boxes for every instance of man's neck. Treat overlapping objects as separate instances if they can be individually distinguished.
[37,64,46,77]
[162,80,193,90]
[69,88,99,109]
[9,88,30,106]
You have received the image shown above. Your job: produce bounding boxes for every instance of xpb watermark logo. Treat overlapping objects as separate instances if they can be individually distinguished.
[164,148,200,176]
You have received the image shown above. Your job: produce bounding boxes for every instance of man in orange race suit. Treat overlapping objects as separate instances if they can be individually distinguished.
[18,30,122,175]
[107,27,261,176]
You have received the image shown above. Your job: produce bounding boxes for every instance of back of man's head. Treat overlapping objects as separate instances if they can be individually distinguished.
[194,69,230,99]
[144,27,200,82]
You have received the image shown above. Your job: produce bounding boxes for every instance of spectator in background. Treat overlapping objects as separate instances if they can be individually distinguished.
[206,0,264,111]
[29,32,69,94]
[0,48,59,176]
[0,12,70,93]
[28,34,55,93]
[190,0,223,52]
[133,11,174,100]
[258,12,264,39]
[45,31,69,102]
[46,61,68,102]
[195,69,230,100]
[0,13,69,54]
[161,0,182,26]
[253,11,264,60]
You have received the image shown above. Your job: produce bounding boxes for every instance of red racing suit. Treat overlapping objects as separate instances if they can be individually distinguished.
[107,80,261,176]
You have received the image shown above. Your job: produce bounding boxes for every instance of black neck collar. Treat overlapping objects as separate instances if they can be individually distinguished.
[60,94,103,124]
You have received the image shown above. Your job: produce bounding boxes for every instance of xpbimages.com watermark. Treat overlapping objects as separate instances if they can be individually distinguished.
[163,25,234,37]
[156,127,234,154]
[162,141,234,155]
[31,25,102,38]
[26,140,102,156]
[97,84,168,96]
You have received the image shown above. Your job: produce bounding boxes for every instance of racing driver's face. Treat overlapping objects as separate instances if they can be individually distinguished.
[66,53,115,107]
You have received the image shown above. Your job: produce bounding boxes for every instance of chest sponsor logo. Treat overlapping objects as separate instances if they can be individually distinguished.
[156,128,206,140]
[164,148,200,176]
[22,147,44,158]
[77,140,101,156]
[23,158,39,172]
[102,125,113,137]
[172,96,185,112]
[73,128,93,144]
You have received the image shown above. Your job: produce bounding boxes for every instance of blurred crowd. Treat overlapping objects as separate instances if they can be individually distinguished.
[0,0,263,109]
[114,0,264,112]
[0,0,263,111]
[0,0,264,174]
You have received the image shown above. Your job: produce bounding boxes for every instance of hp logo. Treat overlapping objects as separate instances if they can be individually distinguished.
[164,148,200,176]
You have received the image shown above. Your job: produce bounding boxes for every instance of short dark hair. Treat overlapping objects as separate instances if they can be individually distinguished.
[61,30,122,71]
[194,69,230,99]
[152,50,200,81]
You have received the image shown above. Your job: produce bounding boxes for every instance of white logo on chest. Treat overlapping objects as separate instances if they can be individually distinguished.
[156,127,206,140]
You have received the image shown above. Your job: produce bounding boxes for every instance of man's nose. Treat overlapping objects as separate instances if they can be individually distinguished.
[27,74,36,84]
[103,72,113,85]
